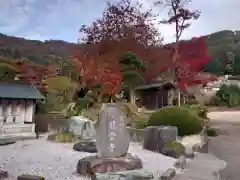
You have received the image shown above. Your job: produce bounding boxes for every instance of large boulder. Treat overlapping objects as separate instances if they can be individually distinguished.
[76,154,142,175]
[157,125,178,147]
[68,116,96,140]
[143,126,164,153]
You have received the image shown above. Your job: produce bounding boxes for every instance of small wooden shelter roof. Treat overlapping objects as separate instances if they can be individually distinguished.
[0,82,45,100]
[134,81,175,91]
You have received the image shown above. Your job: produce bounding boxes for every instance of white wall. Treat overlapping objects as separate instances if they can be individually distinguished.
[0,99,35,124]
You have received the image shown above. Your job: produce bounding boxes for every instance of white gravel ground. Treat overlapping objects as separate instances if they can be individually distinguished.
[0,140,176,180]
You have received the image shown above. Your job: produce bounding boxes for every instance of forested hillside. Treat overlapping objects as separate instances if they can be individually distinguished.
[204,30,240,75]
[0,30,240,75]
[0,33,80,65]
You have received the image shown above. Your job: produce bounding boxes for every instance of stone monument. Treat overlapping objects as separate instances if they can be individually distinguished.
[76,103,142,175]
[96,103,130,158]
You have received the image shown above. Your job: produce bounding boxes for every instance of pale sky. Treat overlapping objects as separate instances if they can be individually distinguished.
[0,0,239,44]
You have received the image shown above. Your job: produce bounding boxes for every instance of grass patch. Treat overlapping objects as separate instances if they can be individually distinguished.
[48,132,78,143]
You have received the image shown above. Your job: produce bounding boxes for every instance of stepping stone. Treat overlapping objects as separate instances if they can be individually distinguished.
[96,169,153,180]
[18,174,45,180]
[73,141,97,153]
[0,139,15,146]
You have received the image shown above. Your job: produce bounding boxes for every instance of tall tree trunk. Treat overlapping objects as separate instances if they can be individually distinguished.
[173,45,181,107]
[177,90,181,106]
[129,84,135,105]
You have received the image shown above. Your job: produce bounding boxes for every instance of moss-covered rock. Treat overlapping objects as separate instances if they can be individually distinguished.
[161,141,185,158]
[166,141,186,154]
[48,132,77,143]
[55,132,77,143]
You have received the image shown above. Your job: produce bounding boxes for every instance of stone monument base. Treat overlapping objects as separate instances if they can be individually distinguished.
[76,153,142,175]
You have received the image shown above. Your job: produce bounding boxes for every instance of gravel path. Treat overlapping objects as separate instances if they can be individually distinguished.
[0,140,176,180]
[208,111,240,180]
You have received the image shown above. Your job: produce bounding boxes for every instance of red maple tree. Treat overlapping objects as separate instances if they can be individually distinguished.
[11,60,57,92]
[161,37,216,89]
[154,0,201,105]
[74,0,161,95]
[72,51,122,95]
[73,0,215,100]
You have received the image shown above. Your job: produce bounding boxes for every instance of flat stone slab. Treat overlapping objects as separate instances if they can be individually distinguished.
[0,139,15,146]
[185,153,226,172]
[77,153,142,174]
[73,141,97,153]
[96,169,153,180]
[17,174,45,180]
[173,153,226,180]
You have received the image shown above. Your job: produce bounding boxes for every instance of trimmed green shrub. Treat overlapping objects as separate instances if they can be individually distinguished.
[148,107,203,136]
[206,128,218,137]
[215,84,240,107]
[134,117,149,129]
[189,105,208,119]
[207,96,226,106]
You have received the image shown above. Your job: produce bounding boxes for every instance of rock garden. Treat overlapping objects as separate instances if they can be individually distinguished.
[0,103,224,180]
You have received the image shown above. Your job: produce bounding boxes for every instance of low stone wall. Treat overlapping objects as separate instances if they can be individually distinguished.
[126,127,144,142]
[34,113,68,133]
[2,124,35,134]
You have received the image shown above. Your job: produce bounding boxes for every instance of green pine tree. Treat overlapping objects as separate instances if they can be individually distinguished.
[120,52,145,104]
[233,55,240,75]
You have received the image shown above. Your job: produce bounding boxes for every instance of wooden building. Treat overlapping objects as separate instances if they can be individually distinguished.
[135,82,175,109]
[0,82,44,137]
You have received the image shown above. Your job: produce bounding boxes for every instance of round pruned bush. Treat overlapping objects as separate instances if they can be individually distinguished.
[147,107,204,136]
[206,127,218,137]
[134,117,149,129]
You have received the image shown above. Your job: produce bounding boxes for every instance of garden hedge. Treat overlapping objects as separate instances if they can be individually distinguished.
[147,106,203,136]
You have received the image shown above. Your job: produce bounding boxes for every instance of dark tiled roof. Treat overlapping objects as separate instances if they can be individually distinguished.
[0,82,45,99]
[134,82,175,91]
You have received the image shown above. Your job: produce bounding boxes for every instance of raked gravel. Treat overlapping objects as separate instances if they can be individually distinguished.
[0,140,176,180]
